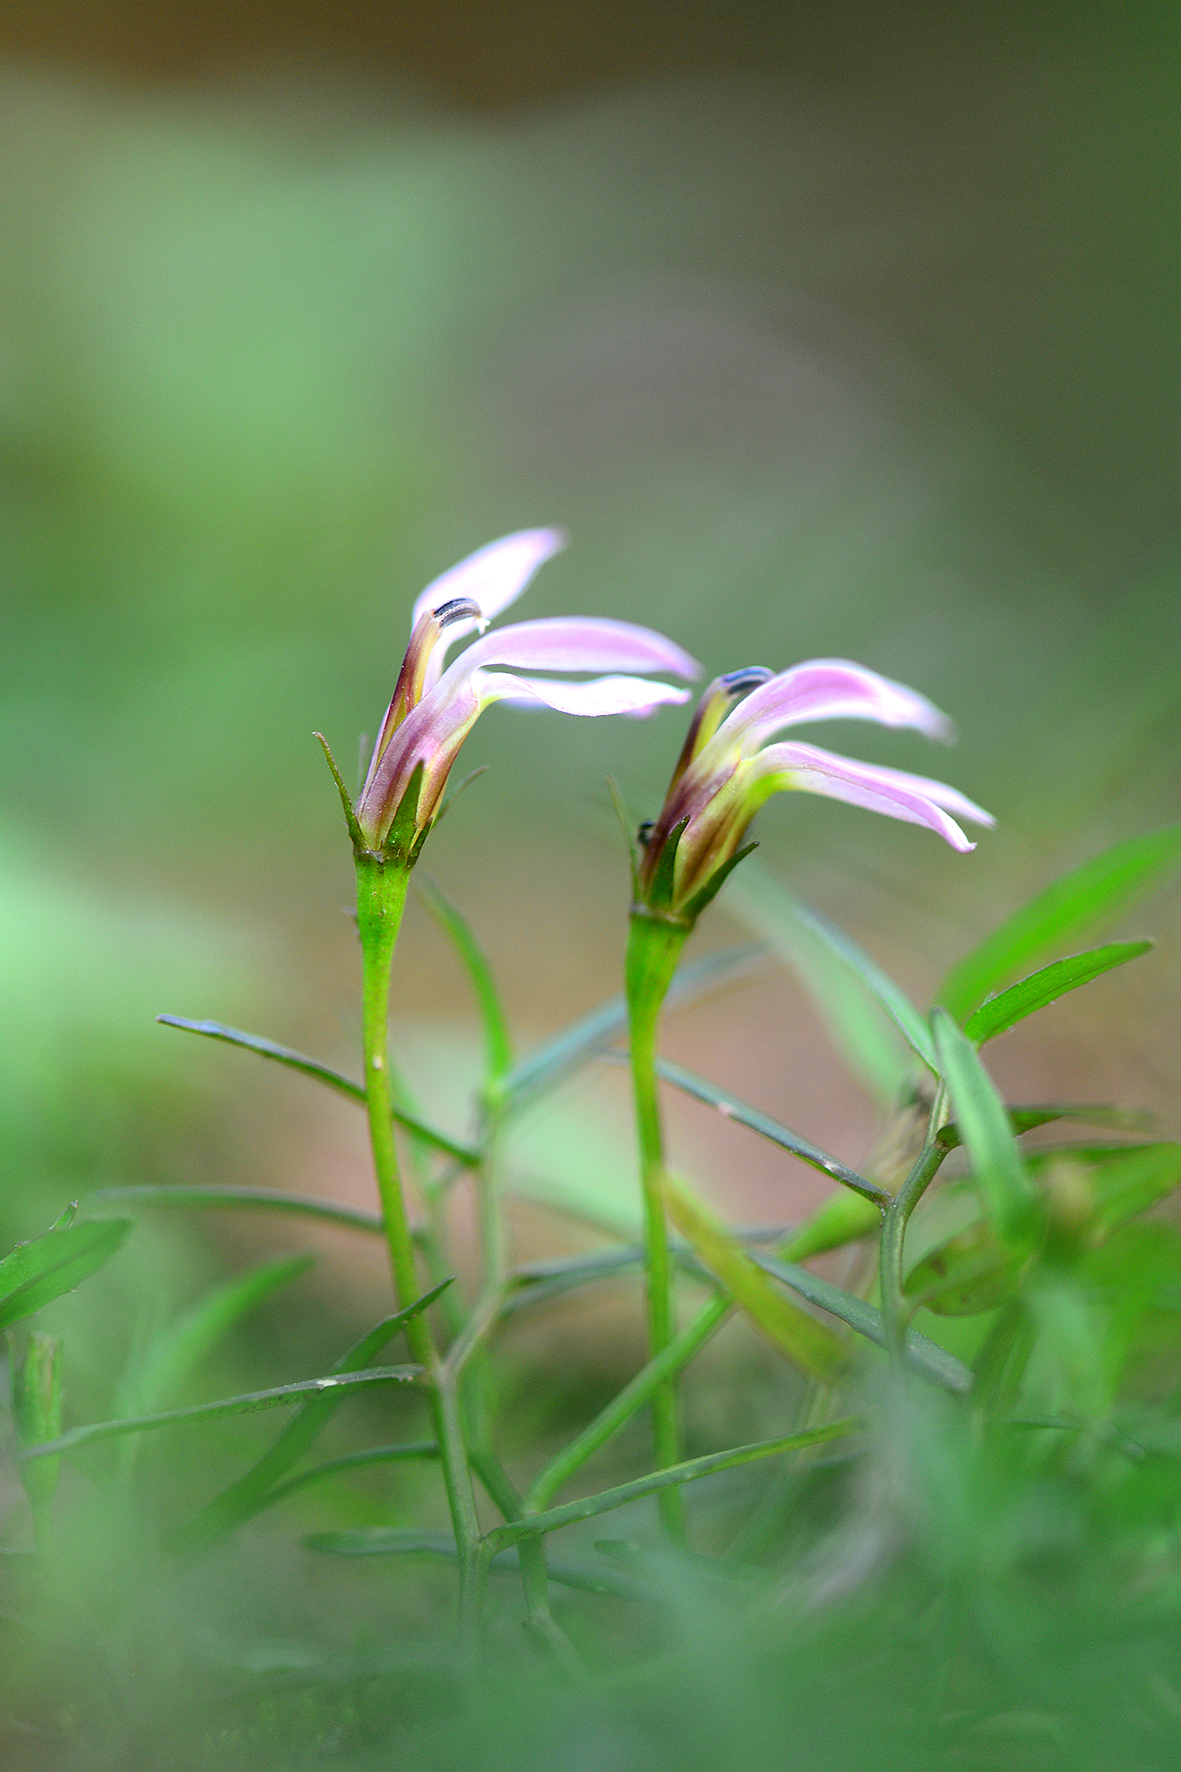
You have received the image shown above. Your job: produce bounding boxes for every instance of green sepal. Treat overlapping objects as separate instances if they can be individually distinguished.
[382,759,426,867]
[314,731,367,854]
[605,776,641,898]
[681,841,759,927]
[646,816,689,914]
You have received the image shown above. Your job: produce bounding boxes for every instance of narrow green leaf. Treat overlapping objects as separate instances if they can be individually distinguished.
[937,824,1181,1023]
[488,1419,862,1551]
[749,1252,971,1392]
[778,1190,883,1262]
[157,1018,476,1162]
[500,1247,644,1317]
[662,1176,846,1380]
[501,945,763,1111]
[964,942,1153,1046]
[88,1185,385,1235]
[938,1103,1154,1150]
[169,1278,452,1553]
[931,1008,1038,1245]
[305,1529,646,1601]
[727,867,935,1086]
[259,1442,439,1509]
[114,1254,314,1421]
[27,1368,421,1461]
[417,878,513,1093]
[0,1217,131,1331]
[649,1056,887,1205]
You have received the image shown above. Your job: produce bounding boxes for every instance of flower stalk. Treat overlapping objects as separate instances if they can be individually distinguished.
[624,908,691,1540]
[354,848,483,1644]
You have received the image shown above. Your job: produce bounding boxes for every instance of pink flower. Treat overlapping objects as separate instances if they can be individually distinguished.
[638,660,993,921]
[349,530,699,854]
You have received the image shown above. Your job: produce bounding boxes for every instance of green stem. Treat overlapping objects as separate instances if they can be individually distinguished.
[491,1418,861,1554]
[354,851,482,1654]
[880,1138,949,1362]
[524,1289,730,1516]
[624,911,690,1540]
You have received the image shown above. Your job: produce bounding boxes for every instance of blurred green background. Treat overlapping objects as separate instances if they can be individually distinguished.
[1,0,1179,1347]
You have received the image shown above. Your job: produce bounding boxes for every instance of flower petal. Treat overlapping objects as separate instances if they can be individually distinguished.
[454,616,701,681]
[410,528,568,633]
[752,741,989,851]
[716,659,955,758]
[472,670,692,717]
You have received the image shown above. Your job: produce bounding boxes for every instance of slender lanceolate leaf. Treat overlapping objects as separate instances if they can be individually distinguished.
[750,1252,971,1392]
[729,869,937,1077]
[662,1176,846,1380]
[931,1008,1038,1245]
[964,942,1153,1046]
[487,1419,862,1551]
[727,865,913,1103]
[259,1442,439,1509]
[938,1103,1154,1151]
[779,1190,883,1262]
[937,823,1181,1023]
[501,945,763,1112]
[26,1368,421,1461]
[647,1056,887,1205]
[0,1216,132,1331]
[304,1529,646,1601]
[417,878,513,1094]
[114,1253,314,1421]
[170,1278,453,1553]
[157,1017,476,1162]
[88,1185,385,1236]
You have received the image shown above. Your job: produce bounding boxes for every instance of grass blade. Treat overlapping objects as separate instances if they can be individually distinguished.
[501,945,763,1112]
[937,824,1181,1023]
[647,1056,887,1205]
[157,1017,476,1162]
[26,1368,421,1460]
[87,1185,385,1235]
[417,878,513,1094]
[964,942,1153,1046]
[932,1008,1038,1245]
[0,1217,131,1331]
[662,1175,846,1380]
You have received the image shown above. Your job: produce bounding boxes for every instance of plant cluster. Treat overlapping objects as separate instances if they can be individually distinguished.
[4,534,1181,1769]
